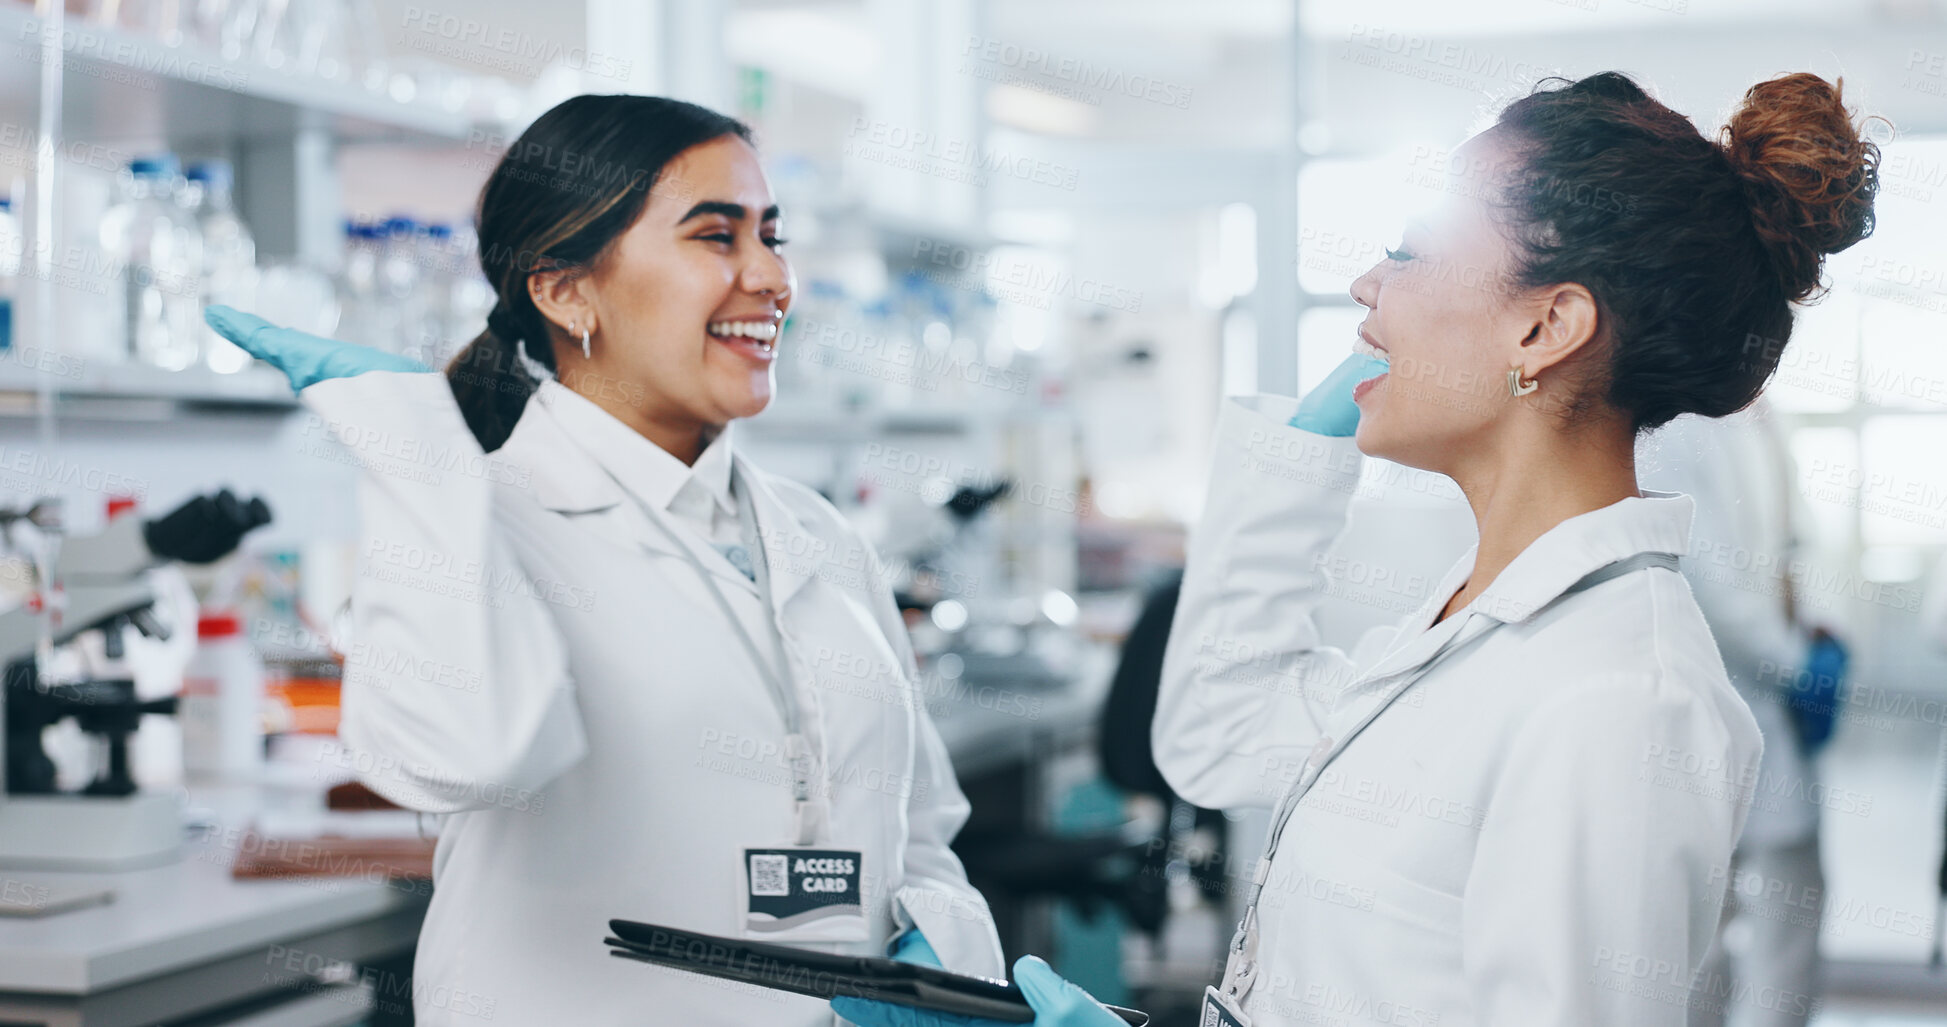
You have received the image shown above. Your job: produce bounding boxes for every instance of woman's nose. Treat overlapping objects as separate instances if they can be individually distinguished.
[1350,262,1381,309]
[742,247,791,298]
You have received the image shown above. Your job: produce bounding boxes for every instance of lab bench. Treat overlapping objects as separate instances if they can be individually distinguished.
[0,835,427,1027]
[929,644,1116,778]
[0,648,1109,1026]
[930,644,1123,960]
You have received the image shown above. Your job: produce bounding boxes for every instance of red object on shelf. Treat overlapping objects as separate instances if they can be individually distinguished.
[106,496,139,519]
[197,611,243,638]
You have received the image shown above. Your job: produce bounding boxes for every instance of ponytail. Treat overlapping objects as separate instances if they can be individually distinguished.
[446,308,545,452]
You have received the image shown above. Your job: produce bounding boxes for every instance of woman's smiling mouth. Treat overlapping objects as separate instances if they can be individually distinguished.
[707,318,780,361]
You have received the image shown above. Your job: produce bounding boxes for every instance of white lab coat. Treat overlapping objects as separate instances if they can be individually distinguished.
[1154,395,1763,1026]
[302,371,1003,1025]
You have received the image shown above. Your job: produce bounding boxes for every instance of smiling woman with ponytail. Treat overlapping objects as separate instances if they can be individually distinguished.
[442,94,756,451]
[202,94,1005,1024]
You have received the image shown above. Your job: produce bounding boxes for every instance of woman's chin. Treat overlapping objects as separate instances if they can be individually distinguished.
[720,387,773,422]
[1353,417,1383,457]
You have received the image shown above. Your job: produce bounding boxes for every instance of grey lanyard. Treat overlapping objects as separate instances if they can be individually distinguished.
[614,463,825,845]
[1218,550,1681,1003]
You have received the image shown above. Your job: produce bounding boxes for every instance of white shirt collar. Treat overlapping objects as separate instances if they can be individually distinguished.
[1462,489,1696,624]
[533,378,736,521]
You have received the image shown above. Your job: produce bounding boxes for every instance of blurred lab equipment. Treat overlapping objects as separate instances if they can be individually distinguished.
[0,195,17,351]
[252,260,343,340]
[178,610,265,783]
[328,216,488,362]
[0,490,270,870]
[869,479,1012,615]
[949,570,1228,1014]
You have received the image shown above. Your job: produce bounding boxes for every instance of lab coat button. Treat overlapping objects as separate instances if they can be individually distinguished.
[1307,736,1334,768]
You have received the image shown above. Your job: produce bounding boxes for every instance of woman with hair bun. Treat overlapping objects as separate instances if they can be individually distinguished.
[204,94,1003,1024]
[838,72,1881,1027]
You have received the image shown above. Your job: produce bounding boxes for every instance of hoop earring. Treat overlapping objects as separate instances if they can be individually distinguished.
[580,325,592,361]
[1507,367,1539,397]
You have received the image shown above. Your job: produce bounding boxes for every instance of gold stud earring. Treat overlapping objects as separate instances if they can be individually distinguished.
[1507,367,1539,397]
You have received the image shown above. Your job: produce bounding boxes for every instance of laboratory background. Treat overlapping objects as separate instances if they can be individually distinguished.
[0,0,1943,1024]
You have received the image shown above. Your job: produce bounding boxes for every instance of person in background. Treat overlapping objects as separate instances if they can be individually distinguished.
[1641,397,1849,1026]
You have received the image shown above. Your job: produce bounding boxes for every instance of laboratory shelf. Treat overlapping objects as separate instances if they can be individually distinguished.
[0,358,297,416]
[744,404,975,441]
[0,5,486,145]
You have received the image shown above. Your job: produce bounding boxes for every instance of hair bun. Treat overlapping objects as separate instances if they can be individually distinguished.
[1719,72,1881,302]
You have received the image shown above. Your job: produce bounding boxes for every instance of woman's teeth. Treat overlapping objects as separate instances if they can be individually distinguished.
[707,320,779,346]
[1353,336,1386,360]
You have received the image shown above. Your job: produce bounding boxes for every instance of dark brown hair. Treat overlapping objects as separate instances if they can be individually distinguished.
[1489,71,1881,433]
[448,94,753,451]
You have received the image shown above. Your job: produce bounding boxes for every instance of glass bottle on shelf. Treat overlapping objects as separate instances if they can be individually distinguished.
[411,222,468,366]
[336,218,392,352]
[445,222,495,353]
[184,160,259,373]
[100,156,205,372]
[376,215,421,356]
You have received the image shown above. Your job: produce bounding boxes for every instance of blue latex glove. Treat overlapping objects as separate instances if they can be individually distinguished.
[1288,352,1390,436]
[204,305,429,393]
[832,955,1124,1027]
[1788,630,1849,754]
[888,928,944,968]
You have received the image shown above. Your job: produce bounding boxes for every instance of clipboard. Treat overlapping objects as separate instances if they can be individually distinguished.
[605,919,1150,1025]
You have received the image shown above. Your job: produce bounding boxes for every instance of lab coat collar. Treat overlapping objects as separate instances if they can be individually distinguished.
[528,378,736,520]
[502,384,824,610]
[1352,489,1693,688]
[1467,488,1693,625]
[496,385,743,590]
[500,384,624,515]
[732,451,820,612]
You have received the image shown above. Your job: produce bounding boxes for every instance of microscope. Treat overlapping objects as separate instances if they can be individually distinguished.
[0,490,270,870]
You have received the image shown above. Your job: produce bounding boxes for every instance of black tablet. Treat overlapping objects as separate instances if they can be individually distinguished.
[606,919,1148,1025]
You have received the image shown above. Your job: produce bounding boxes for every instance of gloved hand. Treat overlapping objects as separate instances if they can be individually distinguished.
[204,305,429,394]
[888,928,944,968]
[832,955,1125,1027]
[143,489,272,564]
[1788,629,1849,754]
[1288,352,1389,436]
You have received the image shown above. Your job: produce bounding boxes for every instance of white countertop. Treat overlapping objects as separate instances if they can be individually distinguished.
[0,650,1108,997]
[0,831,426,995]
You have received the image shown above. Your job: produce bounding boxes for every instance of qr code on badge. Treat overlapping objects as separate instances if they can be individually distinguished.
[750,854,790,897]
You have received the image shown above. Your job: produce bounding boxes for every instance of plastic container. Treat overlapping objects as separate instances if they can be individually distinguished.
[99,156,205,370]
[378,215,422,355]
[406,221,452,364]
[179,610,266,783]
[184,161,258,373]
[336,219,389,350]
